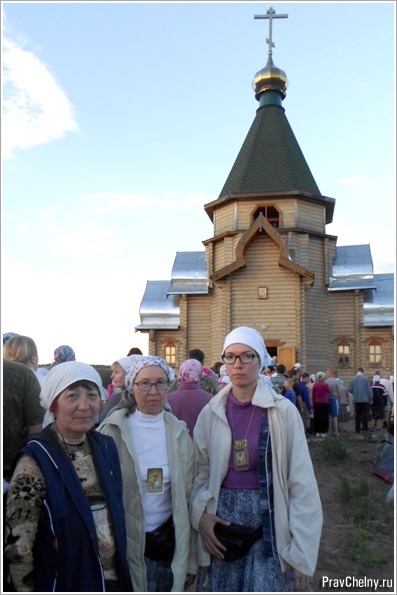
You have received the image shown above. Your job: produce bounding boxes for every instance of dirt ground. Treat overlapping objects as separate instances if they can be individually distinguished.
[308,419,395,593]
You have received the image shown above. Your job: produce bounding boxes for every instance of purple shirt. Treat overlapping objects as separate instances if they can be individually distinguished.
[167,382,212,438]
[222,391,263,489]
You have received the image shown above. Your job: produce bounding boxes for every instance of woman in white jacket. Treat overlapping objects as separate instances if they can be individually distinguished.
[190,327,323,592]
[98,356,197,592]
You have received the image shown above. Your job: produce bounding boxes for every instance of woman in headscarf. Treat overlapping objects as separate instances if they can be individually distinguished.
[97,356,197,592]
[4,361,133,592]
[190,326,323,592]
[167,359,213,438]
[99,354,143,423]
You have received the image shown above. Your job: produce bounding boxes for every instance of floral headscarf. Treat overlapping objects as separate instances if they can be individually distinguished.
[178,359,202,384]
[125,356,174,393]
[51,345,76,368]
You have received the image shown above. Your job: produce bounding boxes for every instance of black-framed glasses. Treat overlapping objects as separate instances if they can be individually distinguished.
[133,381,169,392]
[222,353,259,365]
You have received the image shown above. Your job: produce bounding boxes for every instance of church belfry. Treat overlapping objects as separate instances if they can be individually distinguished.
[135,7,394,381]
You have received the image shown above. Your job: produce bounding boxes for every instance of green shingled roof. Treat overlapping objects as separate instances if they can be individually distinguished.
[219,103,321,198]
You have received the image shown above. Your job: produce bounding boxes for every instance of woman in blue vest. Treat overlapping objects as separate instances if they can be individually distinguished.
[4,361,133,592]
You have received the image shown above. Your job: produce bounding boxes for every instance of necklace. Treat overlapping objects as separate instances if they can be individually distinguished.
[55,425,85,461]
[228,398,256,471]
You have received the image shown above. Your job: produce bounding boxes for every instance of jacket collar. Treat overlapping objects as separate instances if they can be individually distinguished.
[210,376,280,417]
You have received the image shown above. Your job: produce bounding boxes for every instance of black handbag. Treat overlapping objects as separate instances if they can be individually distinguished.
[214,523,263,562]
[144,516,175,562]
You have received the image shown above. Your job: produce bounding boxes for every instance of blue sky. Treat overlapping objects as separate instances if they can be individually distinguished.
[2,1,395,365]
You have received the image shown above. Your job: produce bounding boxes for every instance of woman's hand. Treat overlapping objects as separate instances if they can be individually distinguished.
[284,564,311,591]
[184,573,196,591]
[198,512,230,560]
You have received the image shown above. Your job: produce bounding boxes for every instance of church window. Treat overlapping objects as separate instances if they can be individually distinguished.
[368,342,382,366]
[253,206,280,228]
[337,342,350,367]
[164,344,176,366]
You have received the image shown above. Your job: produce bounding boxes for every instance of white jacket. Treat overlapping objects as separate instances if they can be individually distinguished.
[98,408,197,591]
[190,376,323,576]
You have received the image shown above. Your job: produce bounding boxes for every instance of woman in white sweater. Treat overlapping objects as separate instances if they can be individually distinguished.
[190,327,323,592]
[98,356,196,592]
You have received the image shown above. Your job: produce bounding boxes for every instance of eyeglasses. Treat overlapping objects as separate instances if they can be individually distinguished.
[222,353,259,365]
[133,381,169,392]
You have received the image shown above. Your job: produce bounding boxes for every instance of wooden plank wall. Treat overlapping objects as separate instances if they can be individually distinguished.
[300,236,332,371]
[296,201,325,234]
[186,294,212,366]
[214,203,235,236]
[229,235,299,347]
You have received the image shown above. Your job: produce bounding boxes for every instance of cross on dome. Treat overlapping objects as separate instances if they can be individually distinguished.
[254,6,288,56]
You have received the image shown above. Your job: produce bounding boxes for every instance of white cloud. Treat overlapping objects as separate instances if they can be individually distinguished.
[80,191,216,213]
[52,224,123,257]
[2,37,79,158]
[336,176,365,186]
[1,255,148,364]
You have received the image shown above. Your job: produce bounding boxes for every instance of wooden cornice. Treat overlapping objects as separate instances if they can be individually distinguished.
[210,213,315,286]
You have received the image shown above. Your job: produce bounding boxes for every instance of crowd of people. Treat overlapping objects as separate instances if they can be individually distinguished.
[2,329,394,592]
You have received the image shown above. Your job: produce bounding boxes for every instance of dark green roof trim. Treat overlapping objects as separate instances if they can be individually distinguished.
[219,104,321,198]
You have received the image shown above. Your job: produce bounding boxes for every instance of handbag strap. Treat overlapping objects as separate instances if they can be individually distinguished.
[256,409,276,558]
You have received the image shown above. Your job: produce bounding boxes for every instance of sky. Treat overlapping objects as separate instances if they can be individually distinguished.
[2,1,396,366]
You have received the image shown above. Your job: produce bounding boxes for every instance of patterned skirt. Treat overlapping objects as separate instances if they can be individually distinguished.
[196,487,289,592]
[144,556,173,592]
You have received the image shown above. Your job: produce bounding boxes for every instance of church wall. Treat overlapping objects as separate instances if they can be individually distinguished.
[300,236,331,371]
[296,202,326,234]
[186,294,212,365]
[229,234,299,348]
[214,240,226,271]
[235,200,296,230]
[208,281,231,365]
[214,203,235,236]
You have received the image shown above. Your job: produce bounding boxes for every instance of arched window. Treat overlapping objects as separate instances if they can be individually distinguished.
[368,341,382,366]
[252,206,280,228]
[337,341,351,368]
[164,344,176,366]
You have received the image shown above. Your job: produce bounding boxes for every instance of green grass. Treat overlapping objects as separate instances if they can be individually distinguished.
[322,436,348,463]
[339,478,389,569]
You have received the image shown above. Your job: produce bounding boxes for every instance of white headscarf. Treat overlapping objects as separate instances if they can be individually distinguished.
[40,361,103,411]
[222,326,272,369]
[117,354,142,373]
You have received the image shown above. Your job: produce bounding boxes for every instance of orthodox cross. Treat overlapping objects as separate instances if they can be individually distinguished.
[254,6,288,55]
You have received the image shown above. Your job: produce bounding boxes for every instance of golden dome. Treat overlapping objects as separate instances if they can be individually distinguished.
[252,54,288,101]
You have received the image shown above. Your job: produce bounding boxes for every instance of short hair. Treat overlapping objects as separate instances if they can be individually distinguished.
[301,373,310,380]
[3,335,38,365]
[276,364,286,375]
[212,361,223,376]
[357,367,364,373]
[290,368,300,377]
[127,347,143,356]
[188,349,205,365]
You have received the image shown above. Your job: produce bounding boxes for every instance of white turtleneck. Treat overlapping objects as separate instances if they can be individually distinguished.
[128,409,172,531]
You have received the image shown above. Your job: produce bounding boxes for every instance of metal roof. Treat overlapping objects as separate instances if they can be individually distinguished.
[363,274,395,327]
[135,281,180,331]
[328,244,376,291]
[167,251,208,295]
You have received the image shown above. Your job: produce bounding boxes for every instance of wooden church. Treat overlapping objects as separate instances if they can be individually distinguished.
[135,7,394,383]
